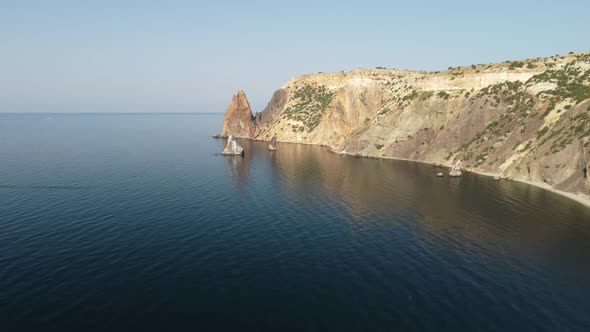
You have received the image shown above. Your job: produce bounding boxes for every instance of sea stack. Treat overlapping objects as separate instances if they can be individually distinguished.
[221,90,256,138]
[222,135,244,156]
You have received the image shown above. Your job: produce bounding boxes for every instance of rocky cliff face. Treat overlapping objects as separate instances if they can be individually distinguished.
[221,52,590,199]
[221,90,256,138]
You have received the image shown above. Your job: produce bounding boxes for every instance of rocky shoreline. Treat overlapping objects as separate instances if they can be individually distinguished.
[341,152,590,209]
[219,51,590,208]
[215,135,590,209]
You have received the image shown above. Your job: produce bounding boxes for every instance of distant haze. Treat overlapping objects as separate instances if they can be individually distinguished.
[1,0,589,113]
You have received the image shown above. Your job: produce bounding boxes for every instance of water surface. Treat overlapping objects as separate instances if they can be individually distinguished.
[1,113,589,331]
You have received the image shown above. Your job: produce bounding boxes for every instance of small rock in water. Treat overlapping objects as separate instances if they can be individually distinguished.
[449,169,462,177]
[222,135,244,156]
[269,135,277,151]
[492,176,501,181]
[449,159,462,177]
[436,172,444,177]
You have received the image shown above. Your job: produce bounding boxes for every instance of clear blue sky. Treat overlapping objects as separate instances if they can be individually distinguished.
[1,0,589,113]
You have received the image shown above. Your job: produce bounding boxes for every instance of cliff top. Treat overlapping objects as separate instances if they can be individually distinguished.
[283,51,590,91]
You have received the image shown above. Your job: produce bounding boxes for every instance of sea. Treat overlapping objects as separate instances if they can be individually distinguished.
[1,113,589,331]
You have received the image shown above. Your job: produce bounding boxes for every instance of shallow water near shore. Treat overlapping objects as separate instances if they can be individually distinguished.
[1,113,590,331]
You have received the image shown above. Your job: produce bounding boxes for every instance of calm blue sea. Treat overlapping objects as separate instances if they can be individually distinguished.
[1,113,590,331]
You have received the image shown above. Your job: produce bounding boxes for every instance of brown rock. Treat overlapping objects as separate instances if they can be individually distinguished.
[221,90,256,138]
[256,89,287,126]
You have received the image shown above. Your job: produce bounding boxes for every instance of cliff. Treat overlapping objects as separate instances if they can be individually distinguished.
[221,51,590,201]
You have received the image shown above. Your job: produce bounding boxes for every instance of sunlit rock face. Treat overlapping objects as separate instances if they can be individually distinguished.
[221,51,590,198]
[221,90,256,138]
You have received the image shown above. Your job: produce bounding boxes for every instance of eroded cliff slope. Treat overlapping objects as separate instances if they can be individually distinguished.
[221,52,590,198]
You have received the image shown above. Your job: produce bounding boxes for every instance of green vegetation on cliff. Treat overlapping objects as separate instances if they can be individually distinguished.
[282,83,335,132]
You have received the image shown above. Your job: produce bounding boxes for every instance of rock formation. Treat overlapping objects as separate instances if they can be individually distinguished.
[221,90,256,138]
[221,51,590,200]
[269,135,277,151]
[449,169,462,177]
[222,135,244,156]
[449,160,462,177]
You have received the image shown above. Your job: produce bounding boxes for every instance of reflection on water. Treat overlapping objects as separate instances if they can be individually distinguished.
[3,114,590,331]
[225,139,590,279]
[221,139,252,189]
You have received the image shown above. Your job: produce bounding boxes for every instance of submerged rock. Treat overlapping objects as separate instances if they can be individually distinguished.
[436,172,444,177]
[222,135,244,156]
[493,176,501,181]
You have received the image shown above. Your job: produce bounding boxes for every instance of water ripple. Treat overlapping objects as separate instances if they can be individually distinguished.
[1,114,590,331]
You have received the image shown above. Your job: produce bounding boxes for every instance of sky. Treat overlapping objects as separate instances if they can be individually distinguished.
[1,0,589,113]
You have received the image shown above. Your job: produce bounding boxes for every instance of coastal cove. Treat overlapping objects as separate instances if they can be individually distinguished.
[6,1,590,330]
[220,51,590,207]
[241,137,590,209]
[340,153,590,209]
